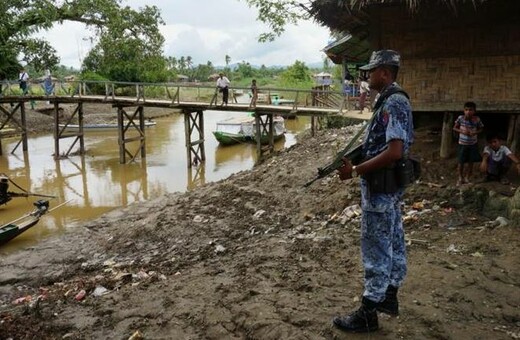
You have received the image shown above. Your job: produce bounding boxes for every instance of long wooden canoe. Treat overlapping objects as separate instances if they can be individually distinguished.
[0,200,50,246]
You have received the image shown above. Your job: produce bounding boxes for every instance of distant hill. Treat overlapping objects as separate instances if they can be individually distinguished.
[215,61,326,70]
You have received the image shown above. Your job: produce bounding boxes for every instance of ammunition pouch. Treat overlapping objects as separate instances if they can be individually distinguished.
[362,156,421,194]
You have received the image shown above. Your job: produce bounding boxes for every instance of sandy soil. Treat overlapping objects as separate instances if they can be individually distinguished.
[1,107,520,339]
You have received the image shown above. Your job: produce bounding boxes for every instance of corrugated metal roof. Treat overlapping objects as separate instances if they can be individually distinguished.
[322,34,372,64]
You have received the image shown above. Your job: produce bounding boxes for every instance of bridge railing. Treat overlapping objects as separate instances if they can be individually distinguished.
[0,80,357,111]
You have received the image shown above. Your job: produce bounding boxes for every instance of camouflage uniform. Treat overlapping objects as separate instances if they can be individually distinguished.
[360,82,414,303]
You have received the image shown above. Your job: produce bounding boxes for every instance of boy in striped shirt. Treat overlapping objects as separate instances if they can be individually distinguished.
[453,102,484,185]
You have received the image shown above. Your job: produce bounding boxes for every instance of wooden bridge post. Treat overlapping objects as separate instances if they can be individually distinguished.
[184,110,205,168]
[54,102,60,157]
[20,102,28,152]
[117,105,146,164]
[0,101,29,155]
[440,112,454,159]
[54,102,85,159]
[510,114,520,154]
[254,113,275,160]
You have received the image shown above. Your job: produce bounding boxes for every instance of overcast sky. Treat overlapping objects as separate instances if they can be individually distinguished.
[39,0,332,69]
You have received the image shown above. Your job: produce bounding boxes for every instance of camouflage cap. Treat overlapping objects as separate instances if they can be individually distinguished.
[359,50,400,71]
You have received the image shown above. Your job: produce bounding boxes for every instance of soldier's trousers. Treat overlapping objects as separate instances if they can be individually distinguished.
[360,180,407,303]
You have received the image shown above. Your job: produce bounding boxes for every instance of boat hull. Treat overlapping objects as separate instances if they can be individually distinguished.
[213,116,286,146]
[58,121,156,130]
[0,200,49,246]
[212,131,284,146]
[0,219,40,246]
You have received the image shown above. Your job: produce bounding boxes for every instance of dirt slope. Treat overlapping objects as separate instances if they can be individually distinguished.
[1,124,519,340]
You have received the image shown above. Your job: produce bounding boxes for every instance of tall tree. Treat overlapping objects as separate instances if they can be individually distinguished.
[242,0,309,42]
[0,0,164,79]
[280,60,311,86]
[81,4,165,82]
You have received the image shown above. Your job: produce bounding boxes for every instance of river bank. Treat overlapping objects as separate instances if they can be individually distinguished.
[1,116,520,339]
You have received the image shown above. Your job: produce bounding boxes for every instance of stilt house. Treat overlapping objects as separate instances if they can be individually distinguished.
[313,0,520,155]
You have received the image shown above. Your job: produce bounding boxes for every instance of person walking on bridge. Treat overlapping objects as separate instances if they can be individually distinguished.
[334,50,414,333]
[216,72,230,106]
[19,67,29,95]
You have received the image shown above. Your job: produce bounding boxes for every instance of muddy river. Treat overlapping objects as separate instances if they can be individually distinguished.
[0,111,309,253]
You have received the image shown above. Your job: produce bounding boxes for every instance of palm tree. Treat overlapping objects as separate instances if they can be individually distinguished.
[179,56,186,73]
[225,55,231,67]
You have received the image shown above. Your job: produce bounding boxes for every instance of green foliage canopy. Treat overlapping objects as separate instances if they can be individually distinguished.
[0,0,165,82]
[243,0,309,42]
[82,5,166,82]
[280,60,312,87]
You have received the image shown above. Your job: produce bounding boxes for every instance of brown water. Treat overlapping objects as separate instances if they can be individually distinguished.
[0,111,309,253]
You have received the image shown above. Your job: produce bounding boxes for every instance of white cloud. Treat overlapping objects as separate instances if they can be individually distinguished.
[37,0,331,68]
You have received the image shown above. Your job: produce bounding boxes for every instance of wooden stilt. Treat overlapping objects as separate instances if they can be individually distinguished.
[511,114,520,154]
[184,110,205,168]
[55,102,85,159]
[255,113,262,159]
[507,114,517,147]
[187,164,206,189]
[117,107,125,164]
[20,103,28,152]
[440,112,454,159]
[54,102,60,158]
[254,113,275,160]
[0,102,29,155]
[117,105,147,164]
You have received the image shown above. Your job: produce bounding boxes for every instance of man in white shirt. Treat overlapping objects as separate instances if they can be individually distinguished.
[216,73,230,106]
[19,68,29,95]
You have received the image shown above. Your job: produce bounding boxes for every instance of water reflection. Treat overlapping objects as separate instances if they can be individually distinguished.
[0,110,310,253]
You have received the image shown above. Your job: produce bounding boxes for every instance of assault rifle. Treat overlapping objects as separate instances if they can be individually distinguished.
[303,121,368,188]
[303,85,410,188]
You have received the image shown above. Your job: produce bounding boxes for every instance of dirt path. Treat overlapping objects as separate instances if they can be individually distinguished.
[1,122,519,339]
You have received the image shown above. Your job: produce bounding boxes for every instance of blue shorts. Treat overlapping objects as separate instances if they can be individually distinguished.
[457,144,482,164]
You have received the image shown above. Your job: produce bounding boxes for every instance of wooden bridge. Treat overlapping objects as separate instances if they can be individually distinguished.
[0,80,367,166]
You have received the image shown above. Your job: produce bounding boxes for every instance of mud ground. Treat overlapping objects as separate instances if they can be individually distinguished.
[1,105,519,339]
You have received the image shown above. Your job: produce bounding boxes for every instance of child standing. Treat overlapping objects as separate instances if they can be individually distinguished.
[480,135,520,184]
[249,79,258,108]
[453,101,484,185]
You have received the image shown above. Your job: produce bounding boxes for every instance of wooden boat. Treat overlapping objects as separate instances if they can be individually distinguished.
[0,200,50,246]
[213,116,286,146]
[58,120,157,130]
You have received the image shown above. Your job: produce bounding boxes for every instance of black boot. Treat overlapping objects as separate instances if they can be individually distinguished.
[332,297,379,333]
[376,285,399,316]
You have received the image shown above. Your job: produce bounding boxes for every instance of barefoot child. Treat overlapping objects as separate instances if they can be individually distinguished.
[453,101,484,185]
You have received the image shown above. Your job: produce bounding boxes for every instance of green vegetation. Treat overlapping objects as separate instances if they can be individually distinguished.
[0,0,163,82]
[0,0,350,91]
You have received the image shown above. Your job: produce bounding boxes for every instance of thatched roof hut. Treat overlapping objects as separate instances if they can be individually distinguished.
[313,0,520,153]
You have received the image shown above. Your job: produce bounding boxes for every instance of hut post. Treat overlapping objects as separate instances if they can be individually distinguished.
[506,114,517,147]
[510,114,520,154]
[440,112,454,159]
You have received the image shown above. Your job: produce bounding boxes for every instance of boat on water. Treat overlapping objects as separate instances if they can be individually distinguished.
[212,115,286,146]
[0,200,50,246]
[58,120,157,130]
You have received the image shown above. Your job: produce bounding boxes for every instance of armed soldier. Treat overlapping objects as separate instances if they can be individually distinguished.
[332,50,414,333]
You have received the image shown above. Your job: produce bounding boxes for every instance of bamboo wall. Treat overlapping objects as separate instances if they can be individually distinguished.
[368,1,520,113]
[400,55,520,112]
